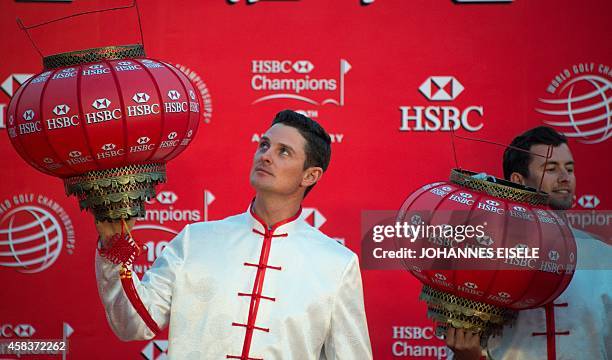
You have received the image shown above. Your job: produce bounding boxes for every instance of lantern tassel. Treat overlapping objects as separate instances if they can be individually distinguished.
[99,219,161,335]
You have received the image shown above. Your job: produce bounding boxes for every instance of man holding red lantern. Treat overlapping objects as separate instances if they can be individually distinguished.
[95,110,373,359]
[447,126,611,359]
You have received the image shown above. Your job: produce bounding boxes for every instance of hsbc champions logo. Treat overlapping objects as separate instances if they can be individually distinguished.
[0,193,75,273]
[537,63,612,144]
[250,59,352,106]
[399,76,484,132]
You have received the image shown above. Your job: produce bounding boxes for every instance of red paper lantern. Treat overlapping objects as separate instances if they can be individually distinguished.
[6,45,201,221]
[396,169,576,342]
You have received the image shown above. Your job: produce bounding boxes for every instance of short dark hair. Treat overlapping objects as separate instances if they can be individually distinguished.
[272,110,331,196]
[503,126,567,180]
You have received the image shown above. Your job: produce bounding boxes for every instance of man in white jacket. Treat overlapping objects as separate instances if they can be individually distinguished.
[95,110,373,359]
[446,126,611,360]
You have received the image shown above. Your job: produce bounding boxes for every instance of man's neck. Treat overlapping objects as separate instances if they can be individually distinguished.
[252,193,302,227]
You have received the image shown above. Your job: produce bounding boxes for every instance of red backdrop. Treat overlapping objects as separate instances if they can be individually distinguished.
[0,0,610,359]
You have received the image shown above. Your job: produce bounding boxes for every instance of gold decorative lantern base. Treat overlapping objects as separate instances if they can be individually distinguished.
[420,285,516,347]
[64,163,166,222]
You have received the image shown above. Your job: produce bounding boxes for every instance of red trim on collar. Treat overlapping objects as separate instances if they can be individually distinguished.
[249,199,302,232]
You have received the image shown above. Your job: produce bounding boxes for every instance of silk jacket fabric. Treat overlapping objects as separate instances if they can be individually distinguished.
[448,229,612,360]
[96,207,373,360]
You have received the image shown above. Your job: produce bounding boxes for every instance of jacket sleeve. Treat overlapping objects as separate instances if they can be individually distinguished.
[322,254,373,359]
[95,224,190,341]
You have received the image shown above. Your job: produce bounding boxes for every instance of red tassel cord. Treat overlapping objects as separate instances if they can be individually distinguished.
[99,219,161,335]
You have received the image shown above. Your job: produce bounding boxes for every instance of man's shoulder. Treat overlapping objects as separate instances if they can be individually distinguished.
[182,212,248,236]
[297,222,357,264]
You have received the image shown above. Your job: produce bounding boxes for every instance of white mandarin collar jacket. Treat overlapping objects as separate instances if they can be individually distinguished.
[96,205,373,360]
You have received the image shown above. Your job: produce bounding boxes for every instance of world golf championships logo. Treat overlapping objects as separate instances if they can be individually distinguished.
[537,63,612,144]
[0,194,75,273]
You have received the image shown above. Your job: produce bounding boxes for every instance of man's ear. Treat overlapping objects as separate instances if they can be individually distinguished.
[302,167,323,188]
[510,172,526,185]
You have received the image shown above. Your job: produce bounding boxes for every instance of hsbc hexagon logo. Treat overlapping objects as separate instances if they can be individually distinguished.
[419,76,464,101]
[187,129,193,137]
[118,61,132,66]
[101,143,116,151]
[92,98,111,110]
[498,291,511,299]
[141,340,168,360]
[410,214,422,225]
[23,109,35,121]
[459,192,473,199]
[133,92,150,103]
[515,243,529,250]
[1,324,36,338]
[53,104,70,116]
[464,281,478,289]
[434,273,447,281]
[189,90,196,100]
[68,150,82,158]
[476,235,494,246]
[137,136,151,145]
[13,324,35,337]
[167,90,181,100]
[61,68,75,73]
[301,208,327,229]
[411,265,422,272]
[486,199,500,207]
[43,157,54,164]
[577,195,600,209]
[513,205,527,212]
[441,186,452,192]
[292,60,314,74]
[548,250,560,262]
[89,64,104,70]
[156,191,178,205]
[167,132,178,140]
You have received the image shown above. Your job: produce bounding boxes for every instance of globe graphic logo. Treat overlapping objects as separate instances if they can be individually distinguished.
[537,75,612,144]
[0,205,63,273]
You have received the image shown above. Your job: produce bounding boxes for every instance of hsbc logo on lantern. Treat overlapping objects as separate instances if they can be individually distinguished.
[131,135,156,153]
[47,104,80,131]
[52,67,76,79]
[115,61,142,72]
[167,90,181,100]
[97,140,125,160]
[251,58,351,107]
[83,64,110,75]
[92,98,110,110]
[165,89,189,113]
[133,93,151,103]
[137,136,150,145]
[128,92,160,117]
[23,109,35,121]
[86,98,122,124]
[52,104,70,116]
[399,76,484,132]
